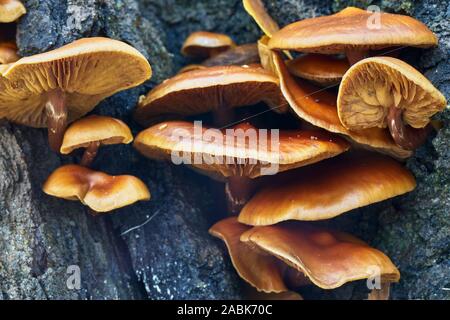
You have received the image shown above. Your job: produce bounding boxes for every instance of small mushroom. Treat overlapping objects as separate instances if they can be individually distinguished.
[0,0,26,23]
[60,115,133,167]
[338,57,447,150]
[134,65,286,127]
[43,164,150,213]
[202,43,260,67]
[209,217,289,293]
[0,41,19,64]
[269,7,437,65]
[0,37,151,152]
[239,151,416,225]
[287,54,349,87]
[181,31,235,59]
[134,120,349,213]
[271,51,412,159]
[240,222,400,294]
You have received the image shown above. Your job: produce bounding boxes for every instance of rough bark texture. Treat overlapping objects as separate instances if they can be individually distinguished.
[0,0,448,299]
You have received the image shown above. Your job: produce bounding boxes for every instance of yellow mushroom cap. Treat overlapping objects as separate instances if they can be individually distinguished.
[243,0,280,38]
[43,164,150,212]
[269,7,437,54]
[0,0,26,23]
[240,222,401,289]
[209,217,289,293]
[134,65,285,126]
[287,54,349,86]
[271,51,412,159]
[0,37,152,128]
[239,152,416,225]
[133,120,350,179]
[60,115,133,154]
[181,31,235,58]
[338,57,447,130]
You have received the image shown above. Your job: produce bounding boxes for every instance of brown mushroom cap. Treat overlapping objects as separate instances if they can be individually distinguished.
[181,31,235,58]
[0,0,26,23]
[338,57,447,130]
[133,120,350,179]
[60,115,133,154]
[209,217,288,293]
[287,54,349,86]
[239,152,416,225]
[134,65,285,126]
[272,51,412,159]
[0,41,19,64]
[43,164,150,212]
[202,43,260,67]
[269,7,437,54]
[243,0,280,38]
[0,37,152,128]
[240,222,400,289]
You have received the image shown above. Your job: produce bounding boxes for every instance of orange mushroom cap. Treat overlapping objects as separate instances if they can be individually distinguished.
[134,65,286,126]
[240,222,401,289]
[60,115,133,154]
[0,37,152,128]
[43,165,150,212]
[269,7,437,54]
[272,51,412,159]
[133,120,350,179]
[0,0,26,23]
[202,43,260,67]
[243,0,279,38]
[338,57,447,130]
[239,152,416,225]
[181,31,235,58]
[0,41,19,64]
[287,54,349,86]
[209,217,289,293]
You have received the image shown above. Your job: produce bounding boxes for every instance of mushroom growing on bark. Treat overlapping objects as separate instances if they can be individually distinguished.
[181,31,235,59]
[239,152,416,225]
[134,64,286,127]
[60,115,133,167]
[271,51,412,159]
[269,7,438,65]
[133,120,349,213]
[240,221,400,297]
[43,165,150,213]
[338,57,447,150]
[286,54,349,87]
[0,0,26,23]
[0,37,151,152]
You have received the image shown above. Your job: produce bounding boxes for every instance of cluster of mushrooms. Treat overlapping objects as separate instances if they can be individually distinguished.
[0,0,447,300]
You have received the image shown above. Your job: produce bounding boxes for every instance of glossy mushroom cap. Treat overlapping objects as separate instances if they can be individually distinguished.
[0,41,19,64]
[134,65,285,126]
[43,165,150,212]
[181,31,235,58]
[0,37,152,127]
[209,217,289,293]
[240,222,400,289]
[243,0,279,37]
[338,57,447,130]
[287,54,349,86]
[0,0,26,23]
[60,115,133,154]
[202,43,260,67]
[271,51,412,159]
[239,152,416,225]
[269,7,437,54]
[133,121,350,179]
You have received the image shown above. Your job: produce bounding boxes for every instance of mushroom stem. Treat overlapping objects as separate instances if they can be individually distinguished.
[225,176,257,214]
[80,141,101,167]
[45,89,68,153]
[345,49,369,65]
[387,105,432,150]
[368,282,391,300]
